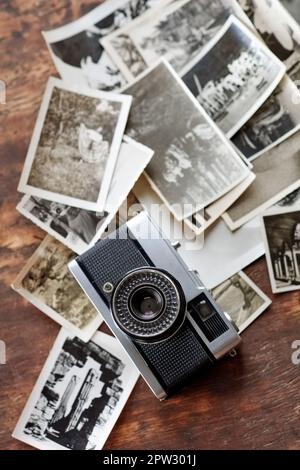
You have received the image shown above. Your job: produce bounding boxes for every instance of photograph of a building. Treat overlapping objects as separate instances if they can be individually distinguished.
[13,331,139,450]
[263,208,300,293]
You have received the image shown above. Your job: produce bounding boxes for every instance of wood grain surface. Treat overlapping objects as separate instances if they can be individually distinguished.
[1,0,300,451]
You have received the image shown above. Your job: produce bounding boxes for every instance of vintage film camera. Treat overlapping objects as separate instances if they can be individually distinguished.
[69,212,241,400]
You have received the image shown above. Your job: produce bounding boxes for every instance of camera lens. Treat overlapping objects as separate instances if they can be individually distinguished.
[130,286,165,321]
[111,268,186,342]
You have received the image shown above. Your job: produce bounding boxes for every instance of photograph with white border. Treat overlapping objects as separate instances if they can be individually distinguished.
[12,329,139,450]
[262,206,300,294]
[43,0,162,90]
[17,137,154,254]
[212,271,271,333]
[181,15,286,138]
[232,75,300,160]
[124,59,250,221]
[101,0,253,82]
[12,236,101,342]
[18,77,132,212]
[223,125,300,231]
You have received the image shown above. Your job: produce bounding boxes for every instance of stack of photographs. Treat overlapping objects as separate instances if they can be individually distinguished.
[42,0,163,91]
[12,0,300,451]
[101,0,254,81]
[123,60,252,221]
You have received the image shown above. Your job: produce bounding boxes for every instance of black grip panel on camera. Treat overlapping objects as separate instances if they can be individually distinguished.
[134,319,214,394]
[77,226,153,304]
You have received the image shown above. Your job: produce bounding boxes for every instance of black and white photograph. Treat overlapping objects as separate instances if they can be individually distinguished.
[276,187,300,208]
[43,0,162,90]
[181,16,286,137]
[238,0,300,62]
[124,60,250,220]
[223,125,300,231]
[232,76,300,160]
[17,137,154,254]
[12,236,101,342]
[102,0,251,81]
[212,271,271,332]
[17,77,132,212]
[17,196,108,255]
[262,207,300,293]
[12,330,139,450]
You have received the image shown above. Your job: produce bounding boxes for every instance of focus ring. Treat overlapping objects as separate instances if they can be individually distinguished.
[111,268,185,341]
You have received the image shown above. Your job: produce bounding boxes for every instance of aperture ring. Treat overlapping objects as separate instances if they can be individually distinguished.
[111,268,184,340]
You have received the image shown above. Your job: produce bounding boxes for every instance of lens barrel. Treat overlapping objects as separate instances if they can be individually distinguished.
[111,268,186,342]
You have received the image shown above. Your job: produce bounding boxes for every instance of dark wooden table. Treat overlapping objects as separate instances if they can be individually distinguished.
[1,0,300,451]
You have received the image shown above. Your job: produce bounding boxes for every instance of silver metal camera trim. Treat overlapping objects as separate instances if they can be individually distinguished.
[69,259,168,401]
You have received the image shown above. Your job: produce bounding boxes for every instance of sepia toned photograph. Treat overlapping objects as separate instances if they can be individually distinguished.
[262,207,300,293]
[124,60,250,220]
[13,330,139,450]
[212,271,271,332]
[102,0,252,81]
[223,126,300,231]
[232,76,300,160]
[43,0,162,90]
[181,16,286,138]
[18,77,132,212]
[238,0,300,62]
[17,137,153,254]
[12,236,101,342]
